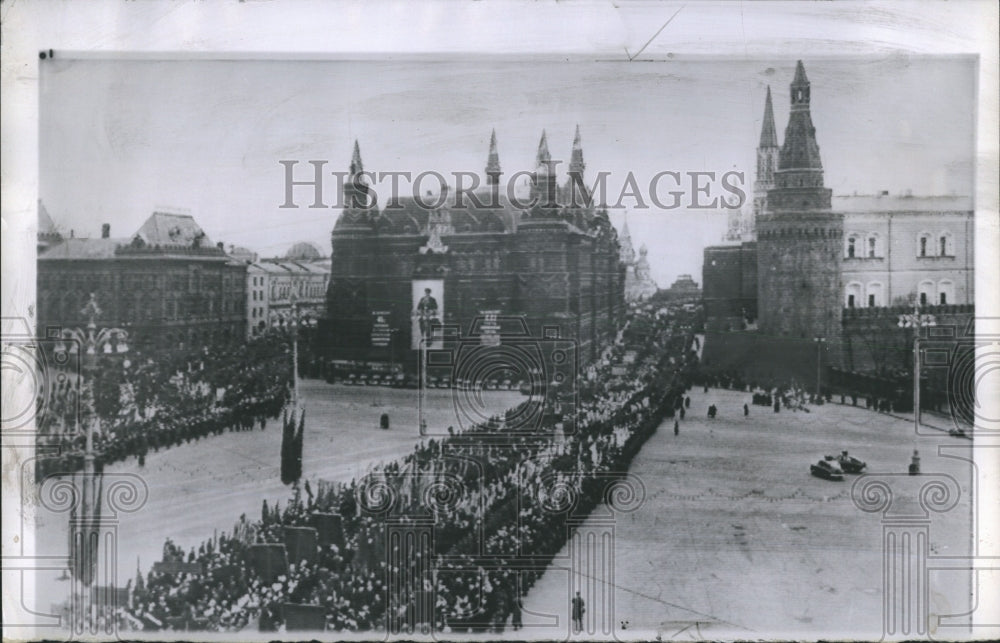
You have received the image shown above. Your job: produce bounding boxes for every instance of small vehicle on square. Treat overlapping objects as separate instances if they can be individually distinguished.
[826,451,867,473]
[948,427,970,439]
[810,458,845,481]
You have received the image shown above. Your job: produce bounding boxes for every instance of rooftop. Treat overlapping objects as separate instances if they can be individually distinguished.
[831,194,973,214]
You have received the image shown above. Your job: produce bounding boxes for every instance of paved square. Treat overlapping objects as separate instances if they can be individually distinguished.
[522,387,974,640]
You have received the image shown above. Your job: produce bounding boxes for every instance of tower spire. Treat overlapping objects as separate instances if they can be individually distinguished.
[569,124,585,174]
[342,140,375,221]
[535,130,551,166]
[486,129,501,185]
[759,86,778,148]
[776,60,825,192]
[350,139,364,176]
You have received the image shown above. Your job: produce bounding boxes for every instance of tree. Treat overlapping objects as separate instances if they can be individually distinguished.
[280,410,294,485]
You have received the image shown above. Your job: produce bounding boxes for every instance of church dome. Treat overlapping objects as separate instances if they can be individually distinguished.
[285,241,323,260]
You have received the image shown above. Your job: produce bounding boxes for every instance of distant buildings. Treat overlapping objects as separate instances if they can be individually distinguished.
[37,210,246,352]
[662,274,701,301]
[703,61,974,345]
[618,215,659,302]
[246,256,329,339]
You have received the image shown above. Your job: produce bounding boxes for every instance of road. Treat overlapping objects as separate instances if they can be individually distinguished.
[521,386,975,640]
[33,380,523,608]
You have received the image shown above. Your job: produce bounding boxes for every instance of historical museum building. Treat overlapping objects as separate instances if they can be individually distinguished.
[37,210,247,352]
[320,129,627,373]
[704,62,975,342]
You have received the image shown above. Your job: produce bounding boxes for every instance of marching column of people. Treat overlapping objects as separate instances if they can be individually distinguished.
[123,305,698,633]
[36,335,294,481]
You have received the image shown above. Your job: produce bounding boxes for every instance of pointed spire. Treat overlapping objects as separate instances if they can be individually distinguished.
[350,140,363,175]
[792,60,808,86]
[569,124,585,174]
[759,86,778,148]
[778,60,822,176]
[621,211,631,238]
[535,130,551,165]
[485,129,501,184]
[773,60,829,205]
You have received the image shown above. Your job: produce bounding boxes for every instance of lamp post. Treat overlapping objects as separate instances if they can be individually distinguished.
[897,303,936,429]
[813,337,826,398]
[898,302,936,474]
[271,291,316,415]
[53,293,129,628]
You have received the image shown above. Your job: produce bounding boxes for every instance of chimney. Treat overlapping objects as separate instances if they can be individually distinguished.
[101,223,110,238]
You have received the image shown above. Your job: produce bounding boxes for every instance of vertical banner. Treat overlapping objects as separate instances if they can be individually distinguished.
[480,310,501,346]
[411,280,444,349]
[371,311,392,348]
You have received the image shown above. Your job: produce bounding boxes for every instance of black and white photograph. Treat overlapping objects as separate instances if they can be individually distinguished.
[2,1,998,641]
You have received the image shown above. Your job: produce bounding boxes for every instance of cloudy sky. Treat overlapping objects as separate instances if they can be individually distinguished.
[40,56,975,285]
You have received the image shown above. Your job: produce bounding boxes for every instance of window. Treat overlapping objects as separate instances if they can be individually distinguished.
[845,282,862,308]
[866,282,884,307]
[938,279,954,305]
[847,238,856,258]
[940,236,947,256]
[920,236,927,257]
[918,280,935,306]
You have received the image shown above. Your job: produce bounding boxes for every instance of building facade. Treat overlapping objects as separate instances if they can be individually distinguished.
[321,129,626,372]
[246,259,329,338]
[37,211,246,352]
[703,61,974,356]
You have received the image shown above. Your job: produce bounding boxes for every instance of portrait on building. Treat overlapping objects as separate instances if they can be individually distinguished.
[411,280,444,350]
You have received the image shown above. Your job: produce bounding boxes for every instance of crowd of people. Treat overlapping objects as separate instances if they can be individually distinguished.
[122,305,699,633]
[35,335,293,481]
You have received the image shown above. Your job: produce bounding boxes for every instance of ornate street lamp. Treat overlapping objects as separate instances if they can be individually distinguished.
[270,291,316,414]
[52,292,129,628]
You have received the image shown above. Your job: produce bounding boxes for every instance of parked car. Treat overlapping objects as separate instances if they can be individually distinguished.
[949,427,971,439]
[828,451,867,473]
[810,458,845,481]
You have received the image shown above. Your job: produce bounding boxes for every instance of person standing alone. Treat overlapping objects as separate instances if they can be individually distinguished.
[572,591,585,633]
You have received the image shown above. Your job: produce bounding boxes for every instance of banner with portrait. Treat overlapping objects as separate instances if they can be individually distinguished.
[411,279,444,349]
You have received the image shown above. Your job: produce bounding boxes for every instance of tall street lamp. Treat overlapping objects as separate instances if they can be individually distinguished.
[898,302,936,474]
[813,336,826,398]
[53,293,129,627]
[271,291,316,415]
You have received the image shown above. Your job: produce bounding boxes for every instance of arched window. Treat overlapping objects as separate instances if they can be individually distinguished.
[918,232,932,258]
[845,233,860,259]
[866,281,884,308]
[866,233,882,258]
[845,282,863,308]
[939,231,954,257]
[918,280,935,306]
[938,279,954,305]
